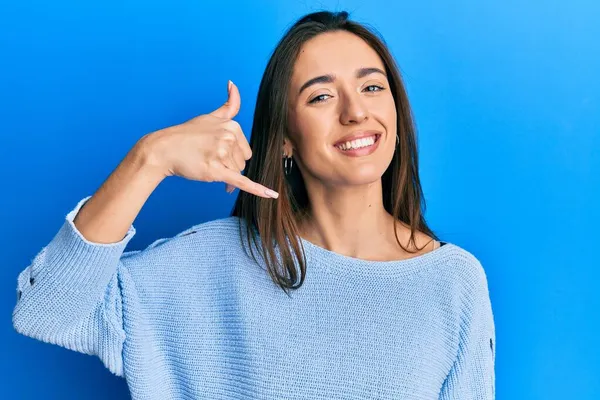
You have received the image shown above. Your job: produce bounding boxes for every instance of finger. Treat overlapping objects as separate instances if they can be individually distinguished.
[219,168,279,199]
[225,147,246,193]
[224,120,252,160]
[219,149,240,172]
[214,138,242,193]
[231,145,246,172]
[210,80,241,120]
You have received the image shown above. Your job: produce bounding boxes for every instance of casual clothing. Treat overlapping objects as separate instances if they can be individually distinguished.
[13,196,495,399]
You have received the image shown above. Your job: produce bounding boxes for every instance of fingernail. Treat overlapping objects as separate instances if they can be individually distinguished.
[228,80,232,93]
[265,188,279,199]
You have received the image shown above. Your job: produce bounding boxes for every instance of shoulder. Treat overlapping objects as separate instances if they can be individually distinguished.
[445,243,496,336]
[122,216,248,261]
[156,215,246,248]
[442,242,491,299]
[171,215,244,239]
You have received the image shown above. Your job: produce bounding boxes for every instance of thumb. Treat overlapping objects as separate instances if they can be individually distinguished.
[210,80,241,120]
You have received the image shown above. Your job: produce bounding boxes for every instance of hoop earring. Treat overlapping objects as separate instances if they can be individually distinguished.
[283,153,294,175]
[396,135,400,146]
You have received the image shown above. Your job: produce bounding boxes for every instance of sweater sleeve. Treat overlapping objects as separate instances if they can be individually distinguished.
[439,261,496,400]
[12,195,136,378]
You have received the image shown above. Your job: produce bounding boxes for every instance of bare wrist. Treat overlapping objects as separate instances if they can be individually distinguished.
[130,134,170,182]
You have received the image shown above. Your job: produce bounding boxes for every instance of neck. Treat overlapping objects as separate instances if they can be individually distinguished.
[297,179,404,260]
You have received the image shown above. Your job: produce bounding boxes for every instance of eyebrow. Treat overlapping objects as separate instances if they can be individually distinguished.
[297,67,386,96]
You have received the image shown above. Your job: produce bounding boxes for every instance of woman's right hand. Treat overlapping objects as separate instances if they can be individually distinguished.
[140,80,279,199]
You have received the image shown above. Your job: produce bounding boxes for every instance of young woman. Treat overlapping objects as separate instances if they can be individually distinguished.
[13,10,495,400]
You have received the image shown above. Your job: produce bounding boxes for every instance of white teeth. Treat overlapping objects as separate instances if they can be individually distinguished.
[336,135,377,151]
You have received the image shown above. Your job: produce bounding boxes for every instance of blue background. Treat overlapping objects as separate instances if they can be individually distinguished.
[1,0,598,398]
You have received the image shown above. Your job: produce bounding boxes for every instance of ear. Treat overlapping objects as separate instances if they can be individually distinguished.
[283,137,295,156]
[282,138,289,156]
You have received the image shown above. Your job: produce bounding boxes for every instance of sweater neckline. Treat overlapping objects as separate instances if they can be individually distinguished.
[298,236,455,277]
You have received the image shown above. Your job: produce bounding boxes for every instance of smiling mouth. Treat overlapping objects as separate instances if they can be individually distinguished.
[334,133,381,151]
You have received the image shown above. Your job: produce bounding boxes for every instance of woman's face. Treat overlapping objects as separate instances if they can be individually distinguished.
[287,30,397,187]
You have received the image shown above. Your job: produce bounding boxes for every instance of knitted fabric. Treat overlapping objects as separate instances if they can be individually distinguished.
[13,196,496,399]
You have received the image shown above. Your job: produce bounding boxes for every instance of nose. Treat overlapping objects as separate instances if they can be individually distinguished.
[339,90,368,125]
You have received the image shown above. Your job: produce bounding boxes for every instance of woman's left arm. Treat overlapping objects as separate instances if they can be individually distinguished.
[439,261,496,400]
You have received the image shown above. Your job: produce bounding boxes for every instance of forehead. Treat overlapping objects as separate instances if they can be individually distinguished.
[292,30,384,82]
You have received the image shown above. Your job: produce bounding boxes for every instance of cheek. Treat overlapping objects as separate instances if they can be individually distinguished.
[291,108,334,148]
[370,95,397,131]
[382,94,397,126]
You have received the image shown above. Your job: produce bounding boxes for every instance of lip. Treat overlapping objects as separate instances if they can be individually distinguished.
[333,132,382,157]
[332,130,383,147]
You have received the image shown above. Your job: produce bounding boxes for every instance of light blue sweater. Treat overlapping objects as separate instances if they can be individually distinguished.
[13,196,496,399]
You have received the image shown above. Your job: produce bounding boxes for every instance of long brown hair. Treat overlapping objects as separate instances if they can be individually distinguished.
[230,10,440,296]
